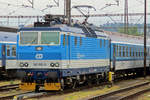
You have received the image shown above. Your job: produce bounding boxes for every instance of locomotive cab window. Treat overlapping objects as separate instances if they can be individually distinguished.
[20,32,38,45]
[41,32,60,45]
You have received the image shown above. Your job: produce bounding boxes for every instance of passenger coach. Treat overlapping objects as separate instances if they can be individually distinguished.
[0,31,17,78]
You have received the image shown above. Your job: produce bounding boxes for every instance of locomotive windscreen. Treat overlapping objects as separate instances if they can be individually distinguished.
[20,32,38,45]
[41,32,60,45]
[20,31,60,45]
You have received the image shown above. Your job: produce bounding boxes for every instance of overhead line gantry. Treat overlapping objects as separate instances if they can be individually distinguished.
[0,13,150,18]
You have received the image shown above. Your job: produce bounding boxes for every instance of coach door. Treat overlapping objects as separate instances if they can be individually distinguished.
[112,45,116,71]
[1,44,6,68]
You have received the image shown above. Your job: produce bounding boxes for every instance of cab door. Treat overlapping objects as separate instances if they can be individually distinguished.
[1,44,6,69]
[62,33,71,69]
[66,34,71,68]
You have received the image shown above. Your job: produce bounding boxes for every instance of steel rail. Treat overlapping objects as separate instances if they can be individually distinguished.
[88,81,150,100]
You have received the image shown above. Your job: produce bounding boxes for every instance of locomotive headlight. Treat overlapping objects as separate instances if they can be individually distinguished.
[19,63,24,67]
[24,63,29,67]
[50,63,55,67]
[55,63,59,67]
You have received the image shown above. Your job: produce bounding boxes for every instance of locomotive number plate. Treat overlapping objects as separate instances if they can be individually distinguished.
[33,63,47,66]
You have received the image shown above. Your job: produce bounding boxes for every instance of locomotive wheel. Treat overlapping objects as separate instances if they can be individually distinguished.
[60,78,64,91]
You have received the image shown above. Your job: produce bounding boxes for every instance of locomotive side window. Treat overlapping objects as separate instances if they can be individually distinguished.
[12,45,16,56]
[41,32,59,45]
[67,35,69,46]
[104,40,105,47]
[100,39,102,48]
[20,32,38,45]
[80,37,82,46]
[75,37,77,46]
[6,45,10,56]
[63,34,66,46]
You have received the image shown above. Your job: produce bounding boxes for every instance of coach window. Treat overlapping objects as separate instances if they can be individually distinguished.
[137,48,139,57]
[12,45,16,56]
[141,51,143,57]
[126,46,128,57]
[139,48,141,57]
[135,48,137,57]
[147,48,149,56]
[116,45,118,56]
[63,34,66,46]
[6,45,10,56]
[138,49,140,57]
[140,49,141,57]
[133,48,134,57]
[119,46,122,57]
[139,49,140,57]
[113,45,116,56]
[133,48,135,57]
[75,37,77,46]
[138,48,140,57]
[130,47,132,57]
[123,46,125,57]
[148,48,150,56]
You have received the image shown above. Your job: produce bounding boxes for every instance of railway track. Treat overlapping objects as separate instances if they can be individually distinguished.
[20,82,109,100]
[88,81,150,100]
[0,77,148,100]
[0,84,32,100]
[21,78,150,100]
[0,91,33,100]
[0,84,19,91]
[1,82,105,100]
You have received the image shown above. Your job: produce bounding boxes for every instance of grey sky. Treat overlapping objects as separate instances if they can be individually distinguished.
[0,0,149,25]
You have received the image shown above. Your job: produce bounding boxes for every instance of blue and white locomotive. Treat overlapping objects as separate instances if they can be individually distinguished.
[17,15,110,90]
[15,15,150,91]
